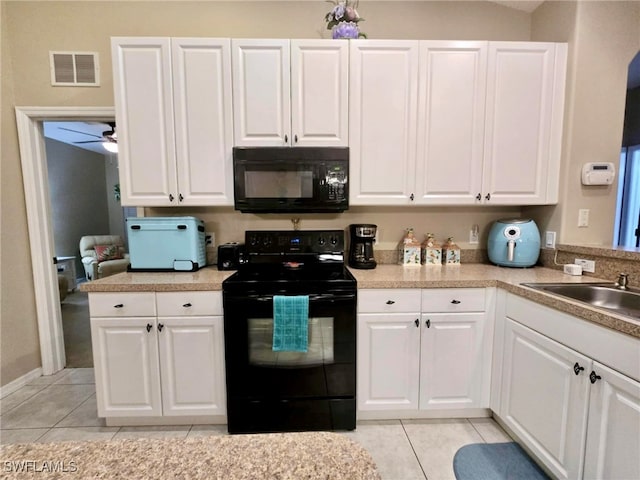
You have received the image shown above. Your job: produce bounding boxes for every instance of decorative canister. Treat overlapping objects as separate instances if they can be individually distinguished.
[442,237,461,265]
[421,233,442,265]
[398,228,421,266]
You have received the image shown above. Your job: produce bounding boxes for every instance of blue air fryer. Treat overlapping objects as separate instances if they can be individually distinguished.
[487,219,540,268]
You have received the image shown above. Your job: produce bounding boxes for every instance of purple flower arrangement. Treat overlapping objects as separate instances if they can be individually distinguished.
[325,1,367,39]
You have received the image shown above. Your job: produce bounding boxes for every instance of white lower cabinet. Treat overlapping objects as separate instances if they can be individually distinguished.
[358,312,421,410]
[357,288,492,414]
[420,313,487,409]
[91,316,163,417]
[497,295,640,480]
[583,362,640,480]
[90,291,226,419]
[500,319,591,480]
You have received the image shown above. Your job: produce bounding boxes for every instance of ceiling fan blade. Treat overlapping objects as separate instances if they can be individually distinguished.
[58,127,103,139]
[74,140,103,144]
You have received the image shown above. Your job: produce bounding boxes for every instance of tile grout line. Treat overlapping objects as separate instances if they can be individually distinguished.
[51,388,96,429]
[0,385,48,417]
[400,420,429,480]
[466,417,488,444]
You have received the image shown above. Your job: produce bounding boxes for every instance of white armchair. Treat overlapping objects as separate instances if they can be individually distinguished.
[79,235,130,280]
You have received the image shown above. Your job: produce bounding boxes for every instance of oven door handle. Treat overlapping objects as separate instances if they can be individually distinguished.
[246,293,356,302]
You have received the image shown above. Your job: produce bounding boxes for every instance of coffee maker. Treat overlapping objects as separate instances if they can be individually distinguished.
[348,224,377,269]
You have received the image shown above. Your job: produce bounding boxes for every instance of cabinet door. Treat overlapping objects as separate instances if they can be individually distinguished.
[172,38,234,205]
[358,313,421,410]
[501,319,590,480]
[349,41,419,205]
[91,317,162,417]
[290,40,348,147]
[232,39,290,146]
[584,362,640,480]
[157,316,226,416]
[415,41,487,205]
[482,42,567,205]
[419,313,487,409]
[111,37,177,206]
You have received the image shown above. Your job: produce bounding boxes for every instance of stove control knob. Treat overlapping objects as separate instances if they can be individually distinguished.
[330,236,338,245]
[263,236,271,246]
[318,236,326,246]
[249,235,258,246]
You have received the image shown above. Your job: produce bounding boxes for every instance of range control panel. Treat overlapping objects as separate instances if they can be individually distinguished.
[244,230,344,255]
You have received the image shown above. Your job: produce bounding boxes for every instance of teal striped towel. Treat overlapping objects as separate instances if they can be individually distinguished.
[272,295,308,352]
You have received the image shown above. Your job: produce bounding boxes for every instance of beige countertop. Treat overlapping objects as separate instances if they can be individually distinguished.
[80,268,234,292]
[80,264,640,339]
[0,432,380,480]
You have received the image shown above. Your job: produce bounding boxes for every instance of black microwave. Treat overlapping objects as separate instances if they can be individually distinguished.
[233,147,349,213]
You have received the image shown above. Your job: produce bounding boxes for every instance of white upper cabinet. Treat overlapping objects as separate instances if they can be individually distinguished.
[112,37,234,206]
[112,38,177,206]
[232,39,348,147]
[351,40,567,206]
[232,39,290,146]
[415,42,488,205]
[290,40,349,146]
[349,40,420,204]
[482,42,567,205]
[172,38,234,206]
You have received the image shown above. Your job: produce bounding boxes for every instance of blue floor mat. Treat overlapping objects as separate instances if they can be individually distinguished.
[453,442,550,480]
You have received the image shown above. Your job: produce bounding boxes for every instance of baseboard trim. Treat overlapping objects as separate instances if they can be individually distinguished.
[105,415,227,427]
[0,367,43,399]
[357,407,491,421]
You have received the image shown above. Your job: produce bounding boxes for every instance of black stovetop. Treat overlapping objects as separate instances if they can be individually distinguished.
[222,264,356,295]
[223,229,356,295]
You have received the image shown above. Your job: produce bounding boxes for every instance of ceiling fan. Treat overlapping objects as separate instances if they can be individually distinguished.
[63,122,118,152]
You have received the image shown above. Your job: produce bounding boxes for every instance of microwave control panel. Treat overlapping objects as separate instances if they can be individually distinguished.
[324,164,348,202]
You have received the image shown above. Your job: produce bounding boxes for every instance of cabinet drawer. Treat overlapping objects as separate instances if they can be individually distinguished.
[156,291,223,316]
[358,289,421,313]
[89,292,156,317]
[422,288,485,312]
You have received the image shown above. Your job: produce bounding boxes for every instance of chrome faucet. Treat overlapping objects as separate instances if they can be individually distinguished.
[615,273,629,290]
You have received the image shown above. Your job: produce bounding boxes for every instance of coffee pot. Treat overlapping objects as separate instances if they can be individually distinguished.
[348,224,377,269]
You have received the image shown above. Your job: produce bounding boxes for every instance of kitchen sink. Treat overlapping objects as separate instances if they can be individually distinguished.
[521,282,640,319]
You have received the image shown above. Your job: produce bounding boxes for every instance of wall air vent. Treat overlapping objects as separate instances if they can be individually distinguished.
[49,51,100,86]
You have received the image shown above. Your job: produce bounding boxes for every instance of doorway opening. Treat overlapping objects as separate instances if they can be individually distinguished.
[16,107,119,375]
[615,52,640,248]
[43,120,135,367]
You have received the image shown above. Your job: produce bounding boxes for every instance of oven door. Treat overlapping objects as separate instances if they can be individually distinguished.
[223,291,356,400]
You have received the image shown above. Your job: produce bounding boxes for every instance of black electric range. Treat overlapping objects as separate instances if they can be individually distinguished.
[222,230,357,434]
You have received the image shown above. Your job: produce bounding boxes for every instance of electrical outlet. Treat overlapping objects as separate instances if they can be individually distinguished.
[578,209,589,227]
[205,232,215,249]
[575,258,595,273]
[469,225,479,244]
[545,231,556,249]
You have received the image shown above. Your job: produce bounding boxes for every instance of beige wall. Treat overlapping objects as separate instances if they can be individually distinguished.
[1,1,42,387]
[0,0,636,387]
[526,1,640,245]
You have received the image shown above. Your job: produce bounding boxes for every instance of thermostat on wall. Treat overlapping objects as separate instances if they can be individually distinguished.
[581,162,615,185]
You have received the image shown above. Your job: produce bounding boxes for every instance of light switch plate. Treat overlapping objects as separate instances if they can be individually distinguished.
[545,231,556,249]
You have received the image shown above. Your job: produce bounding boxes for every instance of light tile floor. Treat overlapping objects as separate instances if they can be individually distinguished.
[0,368,513,479]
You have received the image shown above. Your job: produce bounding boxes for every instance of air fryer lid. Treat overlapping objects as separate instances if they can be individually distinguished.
[496,218,533,224]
